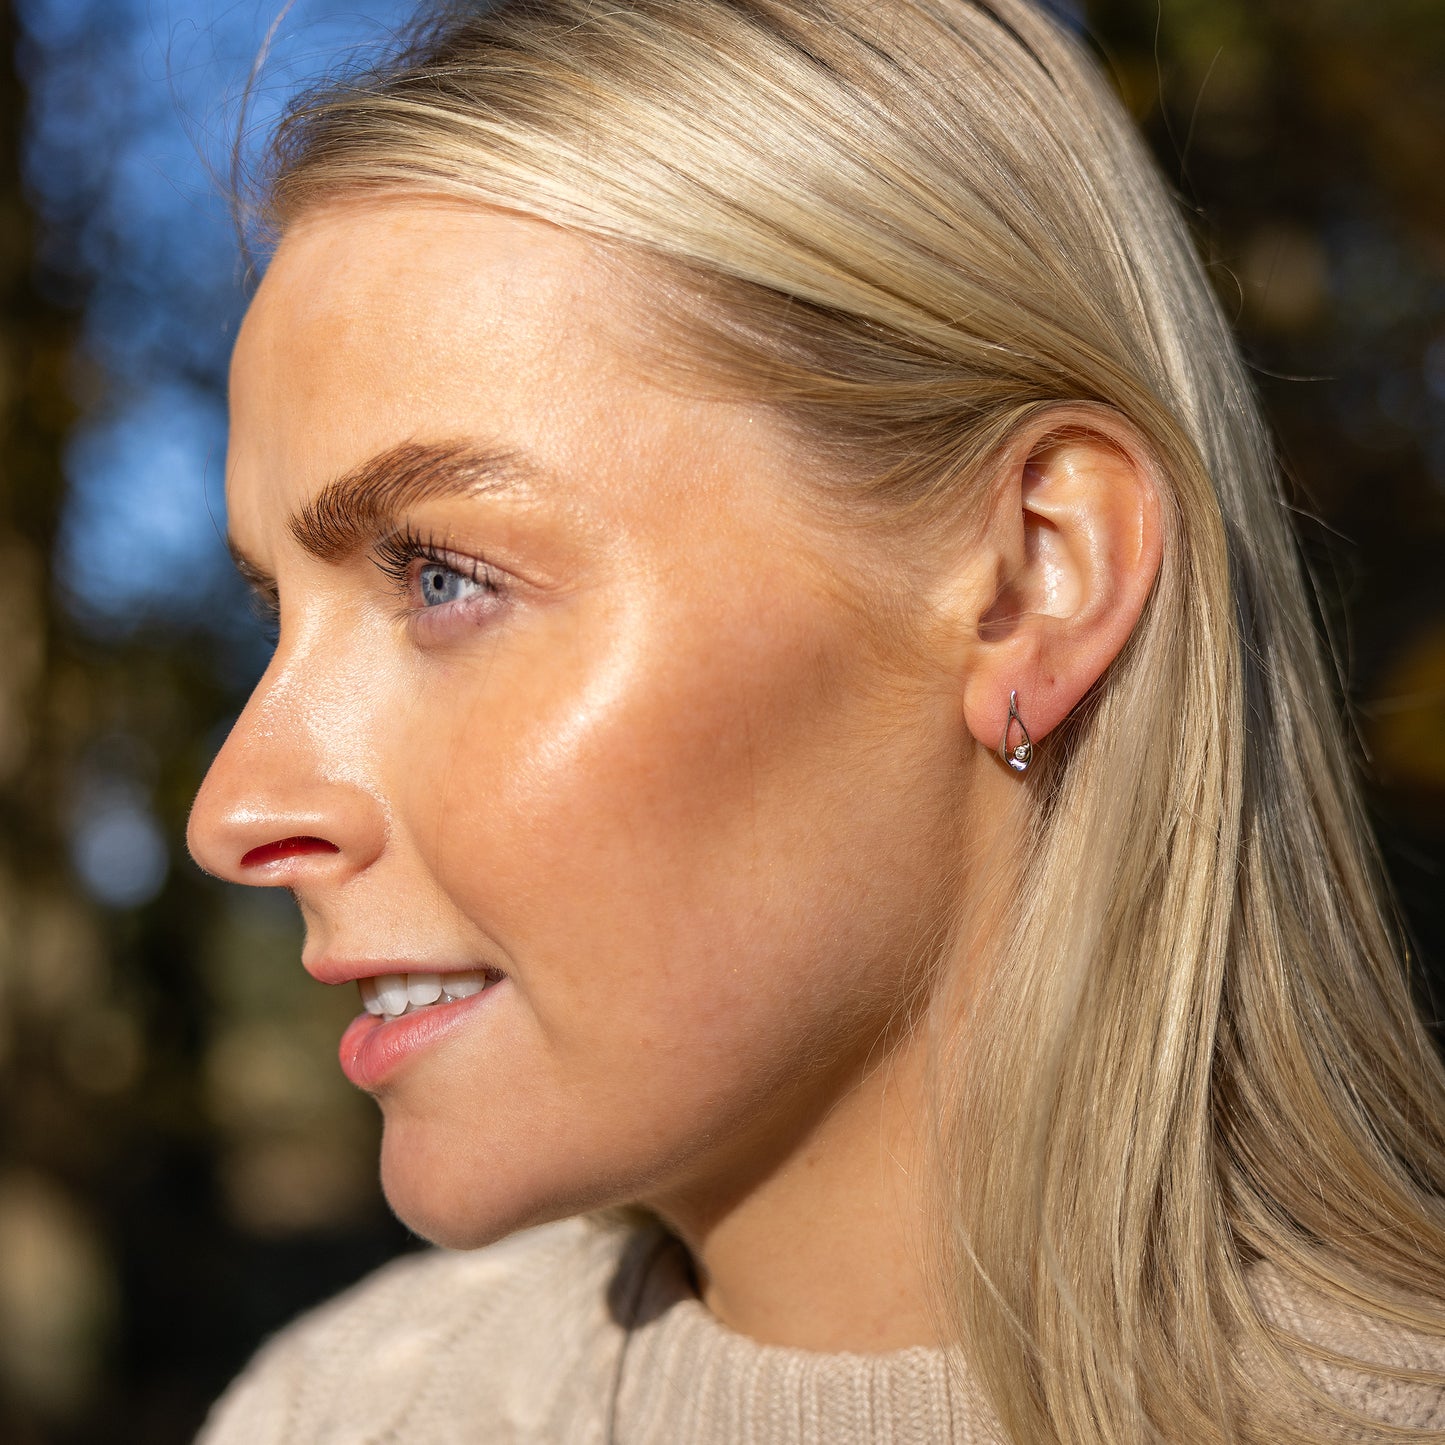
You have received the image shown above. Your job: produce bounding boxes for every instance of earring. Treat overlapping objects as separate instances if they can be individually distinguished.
[999,690,1032,773]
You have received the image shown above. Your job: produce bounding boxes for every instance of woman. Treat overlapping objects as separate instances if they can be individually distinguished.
[187,0,1445,1440]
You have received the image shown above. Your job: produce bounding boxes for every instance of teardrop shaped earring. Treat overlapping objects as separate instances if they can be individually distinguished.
[999,690,1033,773]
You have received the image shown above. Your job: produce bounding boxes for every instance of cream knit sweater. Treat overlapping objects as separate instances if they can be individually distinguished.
[197,1217,1444,1443]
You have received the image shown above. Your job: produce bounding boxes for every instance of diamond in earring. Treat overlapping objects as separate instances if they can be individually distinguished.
[999,691,1032,773]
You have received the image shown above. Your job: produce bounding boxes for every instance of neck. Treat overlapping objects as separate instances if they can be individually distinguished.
[647,1032,940,1353]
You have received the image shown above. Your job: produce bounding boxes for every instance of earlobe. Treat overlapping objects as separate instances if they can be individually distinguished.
[960,405,1165,764]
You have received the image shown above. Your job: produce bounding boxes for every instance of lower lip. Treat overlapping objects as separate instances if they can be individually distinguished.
[338,981,505,1091]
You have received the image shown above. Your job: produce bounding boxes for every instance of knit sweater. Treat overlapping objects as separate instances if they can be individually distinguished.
[197,1217,1445,1444]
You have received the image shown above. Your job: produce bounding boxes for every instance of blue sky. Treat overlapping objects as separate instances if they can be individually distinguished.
[18,0,415,632]
[16,0,414,905]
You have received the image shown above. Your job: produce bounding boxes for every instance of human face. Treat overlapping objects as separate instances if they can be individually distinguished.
[188,197,971,1248]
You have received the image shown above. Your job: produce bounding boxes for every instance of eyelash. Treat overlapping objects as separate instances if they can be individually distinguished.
[249,587,281,644]
[243,527,506,647]
[371,525,507,607]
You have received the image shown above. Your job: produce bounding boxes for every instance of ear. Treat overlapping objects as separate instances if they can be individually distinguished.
[957,405,1164,762]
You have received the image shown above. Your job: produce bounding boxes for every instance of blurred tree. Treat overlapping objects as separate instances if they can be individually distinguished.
[0,3,115,1438]
[1087,0,1445,1015]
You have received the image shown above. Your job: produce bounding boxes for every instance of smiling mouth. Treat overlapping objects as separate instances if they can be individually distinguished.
[358,968,505,1023]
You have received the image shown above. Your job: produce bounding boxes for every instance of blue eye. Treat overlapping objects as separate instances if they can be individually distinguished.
[418,561,483,607]
[372,527,507,618]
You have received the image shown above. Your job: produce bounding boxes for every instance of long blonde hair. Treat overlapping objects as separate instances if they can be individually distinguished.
[248,1,1445,1438]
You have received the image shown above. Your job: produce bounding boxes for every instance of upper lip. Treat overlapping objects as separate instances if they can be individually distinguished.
[304,957,491,986]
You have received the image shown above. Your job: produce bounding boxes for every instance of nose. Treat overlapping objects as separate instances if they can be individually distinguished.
[187,657,385,891]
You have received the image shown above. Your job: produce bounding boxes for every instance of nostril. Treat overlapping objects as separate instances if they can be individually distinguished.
[240,836,341,868]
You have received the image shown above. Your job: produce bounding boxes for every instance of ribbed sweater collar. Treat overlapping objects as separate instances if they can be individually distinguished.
[608,1227,997,1444]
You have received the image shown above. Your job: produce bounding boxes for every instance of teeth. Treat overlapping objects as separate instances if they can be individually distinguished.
[407,972,443,1007]
[356,968,497,1022]
[443,975,485,1001]
[374,974,410,1017]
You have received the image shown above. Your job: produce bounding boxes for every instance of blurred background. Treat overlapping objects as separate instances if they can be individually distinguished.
[0,0,1441,1440]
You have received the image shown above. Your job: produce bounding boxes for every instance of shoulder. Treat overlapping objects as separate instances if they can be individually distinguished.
[196,1216,639,1445]
[1249,1262,1445,1434]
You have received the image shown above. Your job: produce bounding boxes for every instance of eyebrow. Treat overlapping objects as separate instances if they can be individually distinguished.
[227,438,539,585]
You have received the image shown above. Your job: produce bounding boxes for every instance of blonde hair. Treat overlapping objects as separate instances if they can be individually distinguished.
[249,1,1445,1438]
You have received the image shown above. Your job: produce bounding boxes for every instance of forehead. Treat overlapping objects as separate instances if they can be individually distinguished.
[227,199,728,538]
[241,197,609,364]
[223,195,848,589]
[230,198,614,471]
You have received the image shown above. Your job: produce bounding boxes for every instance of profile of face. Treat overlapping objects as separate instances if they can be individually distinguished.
[188,191,1161,1284]
[187,197,999,1250]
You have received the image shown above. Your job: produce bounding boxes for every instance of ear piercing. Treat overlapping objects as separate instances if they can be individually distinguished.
[999,690,1033,773]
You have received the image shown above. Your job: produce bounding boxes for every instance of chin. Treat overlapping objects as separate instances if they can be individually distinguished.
[375,1117,614,1251]
[378,1133,529,1249]
[387,1200,525,1253]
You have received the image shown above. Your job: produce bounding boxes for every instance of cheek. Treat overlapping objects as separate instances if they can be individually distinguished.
[392,587,953,1080]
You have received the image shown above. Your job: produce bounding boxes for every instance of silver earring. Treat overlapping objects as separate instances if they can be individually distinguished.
[999,690,1032,773]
